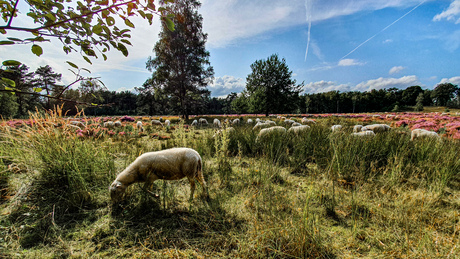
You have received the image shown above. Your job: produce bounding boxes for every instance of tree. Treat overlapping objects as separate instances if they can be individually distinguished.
[32,65,63,109]
[144,0,213,119]
[401,85,423,106]
[245,54,302,116]
[414,92,424,111]
[431,83,459,106]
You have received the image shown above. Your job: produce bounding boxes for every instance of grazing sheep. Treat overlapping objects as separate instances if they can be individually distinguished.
[232,118,240,125]
[253,122,273,131]
[301,118,316,125]
[353,125,363,133]
[114,121,122,127]
[213,127,235,138]
[284,119,296,125]
[352,130,376,137]
[361,124,391,133]
[165,120,171,127]
[287,125,310,136]
[65,124,81,131]
[247,119,253,124]
[291,122,302,127]
[70,120,85,128]
[213,119,221,128]
[109,148,208,203]
[265,120,276,126]
[151,119,164,127]
[256,126,286,142]
[103,121,114,128]
[255,118,261,123]
[191,120,198,126]
[136,121,143,130]
[199,118,208,126]
[331,125,342,132]
[410,129,441,141]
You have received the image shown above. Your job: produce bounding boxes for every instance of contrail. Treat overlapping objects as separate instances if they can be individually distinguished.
[304,0,312,62]
[341,0,426,60]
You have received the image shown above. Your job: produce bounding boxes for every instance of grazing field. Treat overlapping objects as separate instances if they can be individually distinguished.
[1,109,460,258]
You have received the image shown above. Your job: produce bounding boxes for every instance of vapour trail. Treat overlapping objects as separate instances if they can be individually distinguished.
[304,0,312,62]
[341,0,426,60]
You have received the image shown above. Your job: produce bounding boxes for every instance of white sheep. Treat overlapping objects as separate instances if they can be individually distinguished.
[151,119,164,127]
[331,125,342,132]
[353,125,363,133]
[284,119,296,125]
[287,125,310,136]
[410,129,441,141]
[232,118,240,125]
[136,121,143,130]
[253,122,273,131]
[212,119,221,128]
[256,126,286,142]
[70,120,85,128]
[361,124,391,133]
[291,122,302,127]
[301,118,316,125]
[165,120,171,127]
[114,121,122,127]
[265,120,276,126]
[191,120,198,126]
[199,118,208,126]
[109,148,208,203]
[103,121,114,128]
[255,118,261,123]
[247,119,253,124]
[352,130,376,137]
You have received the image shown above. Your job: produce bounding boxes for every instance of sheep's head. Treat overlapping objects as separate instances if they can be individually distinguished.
[109,180,126,203]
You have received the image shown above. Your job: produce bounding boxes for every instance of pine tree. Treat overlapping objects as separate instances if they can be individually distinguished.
[144,0,213,119]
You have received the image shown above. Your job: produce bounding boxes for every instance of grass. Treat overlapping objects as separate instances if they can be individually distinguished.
[0,112,459,258]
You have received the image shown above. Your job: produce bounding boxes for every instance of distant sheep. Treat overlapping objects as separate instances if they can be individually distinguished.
[361,124,391,133]
[331,125,342,132]
[136,121,143,130]
[255,118,261,123]
[284,119,296,125]
[199,118,208,126]
[256,126,286,142]
[109,148,208,203]
[247,119,253,124]
[253,122,273,131]
[114,121,122,127]
[353,125,363,133]
[213,119,221,128]
[291,122,302,127]
[103,121,114,128]
[70,120,85,128]
[265,120,276,126]
[352,130,376,137]
[165,120,171,127]
[301,118,316,125]
[151,119,164,127]
[287,125,310,136]
[191,120,198,126]
[410,129,441,141]
[232,118,240,125]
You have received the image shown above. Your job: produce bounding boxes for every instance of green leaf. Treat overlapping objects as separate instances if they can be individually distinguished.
[163,17,175,31]
[83,56,92,64]
[31,44,43,56]
[120,39,132,46]
[33,87,42,92]
[7,37,23,42]
[117,43,128,57]
[66,61,79,69]
[0,40,15,45]
[92,24,103,35]
[2,60,21,66]
[45,13,56,22]
[1,78,16,87]
[91,103,98,106]
[102,53,107,61]
[81,68,91,73]
[124,18,135,28]
[0,29,6,34]
[106,16,115,26]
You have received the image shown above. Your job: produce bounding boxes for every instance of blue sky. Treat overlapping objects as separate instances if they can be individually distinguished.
[2,0,460,98]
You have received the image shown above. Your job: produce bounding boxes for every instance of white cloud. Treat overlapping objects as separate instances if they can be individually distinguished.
[338,58,364,66]
[389,66,406,75]
[354,75,420,92]
[383,39,393,44]
[433,0,460,23]
[208,75,245,98]
[439,76,460,86]
[303,80,351,94]
[116,87,137,93]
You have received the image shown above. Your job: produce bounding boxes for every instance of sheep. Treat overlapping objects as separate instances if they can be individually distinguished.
[291,122,302,127]
[331,125,342,132]
[114,121,122,127]
[265,120,276,126]
[109,147,208,203]
[253,122,273,131]
[255,118,261,123]
[247,119,253,124]
[199,118,208,126]
[232,118,240,125]
[353,125,363,133]
[136,121,143,130]
[213,127,235,138]
[103,121,114,128]
[361,124,391,133]
[301,118,316,125]
[352,130,376,137]
[256,126,286,142]
[284,119,296,125]
[164,120,171,127]
[287,125,310,136]
[410,129,441,141]
[213,118,221,128]
[151,119,164,127]
[65,124,81,131]
[191,120,198,126]
[70,120,85,128]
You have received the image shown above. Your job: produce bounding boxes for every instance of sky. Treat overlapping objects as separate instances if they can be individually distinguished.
[2,0,460,98]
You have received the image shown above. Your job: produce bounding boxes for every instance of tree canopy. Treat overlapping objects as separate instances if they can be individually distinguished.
[144,0,213,119]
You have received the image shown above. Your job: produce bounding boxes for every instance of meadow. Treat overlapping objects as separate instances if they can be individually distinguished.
[1,108,460,258]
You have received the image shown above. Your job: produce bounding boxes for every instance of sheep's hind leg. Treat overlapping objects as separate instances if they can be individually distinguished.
[188,177,196,201]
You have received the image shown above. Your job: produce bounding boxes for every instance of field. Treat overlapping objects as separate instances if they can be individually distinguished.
[1,109,460,258]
